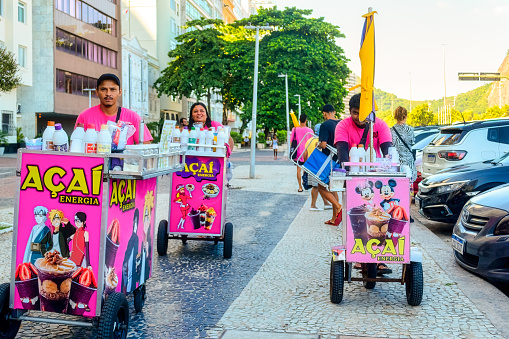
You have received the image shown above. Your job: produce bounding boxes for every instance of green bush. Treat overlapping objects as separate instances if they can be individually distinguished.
[230,131,243,144]
[276,130,287,144]
[0,131,8,146]
[16,127,24,144]
[257,132,265,142]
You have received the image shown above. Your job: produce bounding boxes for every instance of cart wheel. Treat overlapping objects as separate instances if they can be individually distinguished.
[0,283,20,339]
[181,235,188,245]
[330,260,344,304]
[97,292,129,339]
[214,238,219,245]
[363,263,377,289]
[223,222,233,259]
[133,284,146,313]
[405,262,423,306]
[157,220,168,256]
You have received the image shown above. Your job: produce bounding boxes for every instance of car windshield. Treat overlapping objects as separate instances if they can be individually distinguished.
[430,130,465,146]
[492,152,509,165]
[413,133,439,151]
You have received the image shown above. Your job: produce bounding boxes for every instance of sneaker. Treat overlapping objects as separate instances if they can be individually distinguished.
[324,205,333,210]
[310,207,323,211]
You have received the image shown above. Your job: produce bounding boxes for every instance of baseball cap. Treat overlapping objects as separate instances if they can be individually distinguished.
[96,73,121,88]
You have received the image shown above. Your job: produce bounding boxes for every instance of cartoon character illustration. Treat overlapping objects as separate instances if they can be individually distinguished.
[355,180,375,210]
[375,179,400,211]
[47,209,76,258]
[69,212,91,268]
[139,191,154,285]
[122,208,140,294]
[173,184,191,229]
[23,206,53,264]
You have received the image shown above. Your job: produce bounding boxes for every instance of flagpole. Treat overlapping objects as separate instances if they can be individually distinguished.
[368,7,375,163]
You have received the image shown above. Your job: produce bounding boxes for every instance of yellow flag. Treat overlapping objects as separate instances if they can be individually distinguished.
[359,11,377,122]
[290,111,299,127]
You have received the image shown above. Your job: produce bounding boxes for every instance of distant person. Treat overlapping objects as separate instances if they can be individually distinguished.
[179,117,188,132]
[290,114,314,192]
[272,135,278,160]
[244,136,249,147]
[391,106,416,223]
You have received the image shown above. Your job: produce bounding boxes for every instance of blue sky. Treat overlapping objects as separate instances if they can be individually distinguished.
[274,0,509,101]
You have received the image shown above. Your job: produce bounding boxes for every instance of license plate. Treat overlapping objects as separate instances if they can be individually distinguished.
[451,234,465,254]
[427,154,436,163]
[415,197,421,209]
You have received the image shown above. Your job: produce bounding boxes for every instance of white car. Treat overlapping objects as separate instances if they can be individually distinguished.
[421,119,509,178]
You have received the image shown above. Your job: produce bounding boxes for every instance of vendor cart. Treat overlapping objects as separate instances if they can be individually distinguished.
[157,143,233,259]
[2,148,183,339]
[290,136,423,306]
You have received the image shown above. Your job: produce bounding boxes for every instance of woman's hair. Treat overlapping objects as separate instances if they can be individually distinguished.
[188,102,212,128]
[75,212,87,229]
[394,106,408,122]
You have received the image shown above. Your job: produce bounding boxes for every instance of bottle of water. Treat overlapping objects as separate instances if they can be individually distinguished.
[70,123,85,153]
[349,144,360,172]
[180,126,189,151]
[97,124,112,154]
[357,144,366,172]
[52,123,69,152]
[188,127,197,151]
[42,121,56,151]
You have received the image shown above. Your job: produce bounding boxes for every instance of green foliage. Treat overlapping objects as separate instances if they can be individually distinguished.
[0,47,22,93]
[257,132,265,141]
[408,104,436,127]
[0,131,8,146]
[230,131,243,144]
[276,130,287,143]
[146,121,161,143]
[16,127,24,144]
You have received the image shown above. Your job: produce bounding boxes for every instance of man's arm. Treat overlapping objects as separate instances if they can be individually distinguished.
[336,141,350,164]
[380,142,392,157]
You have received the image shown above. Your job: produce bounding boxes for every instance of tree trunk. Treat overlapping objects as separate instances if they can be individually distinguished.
[207,88,211,119]
[222,102,228,126]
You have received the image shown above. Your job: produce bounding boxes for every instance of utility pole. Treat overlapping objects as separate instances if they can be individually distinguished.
[409,72,412,112]
[442,44,447,124]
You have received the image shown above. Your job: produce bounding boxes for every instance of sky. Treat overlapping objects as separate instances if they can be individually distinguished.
[273,0,509,101]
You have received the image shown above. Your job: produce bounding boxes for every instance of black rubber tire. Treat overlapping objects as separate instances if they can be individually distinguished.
[223,222,233,259]
[157,220,168,256]
[0,283,20,339]
[97,292,129,339]
[406,262,424,306]
[181,235,188,245]
[133,285,146,313]
[363,263,377,289]
[330,260,344,304]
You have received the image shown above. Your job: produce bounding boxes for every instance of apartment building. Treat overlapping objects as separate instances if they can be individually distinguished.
[17,0,122,137]
[0,0,33,143]
[342,72,360,118]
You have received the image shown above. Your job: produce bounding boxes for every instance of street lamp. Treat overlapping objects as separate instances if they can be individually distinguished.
[245,23,273,179]
[294,94,301,117]
[83,88,95,108]
[278,74,290,154]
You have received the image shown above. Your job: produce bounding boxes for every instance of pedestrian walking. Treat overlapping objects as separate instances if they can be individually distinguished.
[290,114,314,192]
[272,135,278,160]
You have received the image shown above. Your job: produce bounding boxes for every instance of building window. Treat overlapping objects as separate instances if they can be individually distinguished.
[1,111,14,136]
[18,45,26,68]
[0,0,3,17]
[56,0,116,36]
[56,69,99,97]
[170,0,176,11]
[18,1,26,23]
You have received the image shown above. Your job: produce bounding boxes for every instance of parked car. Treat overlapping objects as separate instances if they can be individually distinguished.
[452,184,509,283]
[421,119,509,178]
[416,152,509,222]
[414,129,439,145]
[412,133,439,194]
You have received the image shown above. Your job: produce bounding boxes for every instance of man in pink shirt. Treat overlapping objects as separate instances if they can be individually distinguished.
[75,73,152,145]
[334,93,393,275]
[290,114,314,192]
[334,93,392,164]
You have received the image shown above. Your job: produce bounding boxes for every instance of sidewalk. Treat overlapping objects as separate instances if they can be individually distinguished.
[208,163,508,339]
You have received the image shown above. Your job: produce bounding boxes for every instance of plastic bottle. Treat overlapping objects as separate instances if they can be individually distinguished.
[357,144,366,172]
[52,123,69,152]
[42,121,56,151]
[349,144,360,172]
[188,127,197,151]
[70,123,85,153]
[172,127,181,144]
[212,127,218,152]
[197,128,206,152]
[216,127,226,156]
[97,124,112,154]
[83,124,98,154]
[180,126,189,151]
[205,128,214,152]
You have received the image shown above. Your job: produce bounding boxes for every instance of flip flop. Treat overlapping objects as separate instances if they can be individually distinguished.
[298,188,303,192]
[324,205,333,210]
[334,210,343,226]
[310,207,323,211]
[354,263,362,270]
[324,220,335,225]
[376,263,393,275]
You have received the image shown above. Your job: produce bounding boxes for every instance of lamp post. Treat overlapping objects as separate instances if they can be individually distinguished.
[83,88,95,108]
[245,23,273,179]
[278,73,290,153]
[294,94,301,117]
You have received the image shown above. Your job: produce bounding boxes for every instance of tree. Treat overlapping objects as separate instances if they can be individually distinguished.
[0,47,22,93]
[154,18,227,118]
[232,7,350,132]
[408,103,435,126]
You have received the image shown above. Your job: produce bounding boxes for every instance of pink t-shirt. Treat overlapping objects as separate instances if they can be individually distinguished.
[334,117,392,157]
[290,126,314,160]
[75,105,153,145]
